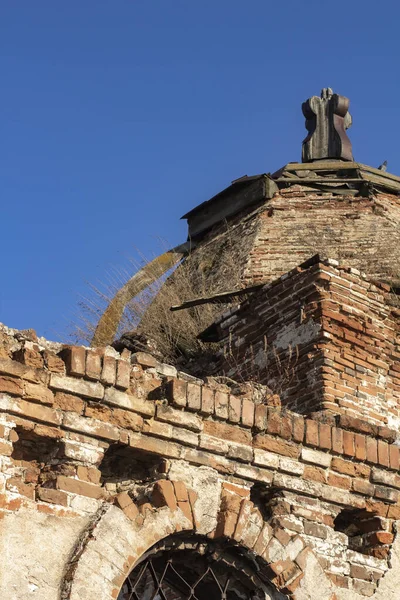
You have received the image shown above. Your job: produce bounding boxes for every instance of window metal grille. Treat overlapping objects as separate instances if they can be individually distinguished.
[117,536,288,600]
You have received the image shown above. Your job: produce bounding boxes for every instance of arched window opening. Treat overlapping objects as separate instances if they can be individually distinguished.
[118,534,288,600]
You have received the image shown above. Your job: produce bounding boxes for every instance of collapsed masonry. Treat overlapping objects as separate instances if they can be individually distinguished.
[2,89,400,600]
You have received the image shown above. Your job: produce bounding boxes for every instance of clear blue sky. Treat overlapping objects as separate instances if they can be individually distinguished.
[1,1,400,341]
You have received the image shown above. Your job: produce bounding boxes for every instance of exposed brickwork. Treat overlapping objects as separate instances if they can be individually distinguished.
[215,257,400,429]
[242,189,400,288]
[0,321,400,598]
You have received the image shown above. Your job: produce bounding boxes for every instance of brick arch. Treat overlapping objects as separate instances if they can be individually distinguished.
[64,479,334,600]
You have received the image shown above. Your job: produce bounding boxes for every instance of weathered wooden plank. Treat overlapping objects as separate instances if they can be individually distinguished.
[187,176,278,239]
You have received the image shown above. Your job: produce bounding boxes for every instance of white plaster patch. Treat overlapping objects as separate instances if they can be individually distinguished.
[168,460,221,535]
[273,319,321,351]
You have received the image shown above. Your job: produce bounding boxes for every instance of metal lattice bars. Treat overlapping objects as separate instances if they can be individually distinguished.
[120,558,232,600]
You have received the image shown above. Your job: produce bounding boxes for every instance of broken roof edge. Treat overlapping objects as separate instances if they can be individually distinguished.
[182,160,400,223]
[272,160,400,182]
[180,173,269,220]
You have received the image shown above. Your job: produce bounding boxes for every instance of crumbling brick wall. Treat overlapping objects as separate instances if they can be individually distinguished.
[1,321,400,599]
[243,189,400,287]
[215,256,400,429]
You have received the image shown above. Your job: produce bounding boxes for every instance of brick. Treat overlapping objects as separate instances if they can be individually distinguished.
[168,379,187,408]
[123,502,140,521]
[0,357,45,384]
[116,360,130,390]
[129,433,182,461]
[321,485,364,508]
[14,347,44,369]
[201,386,214,415]
[281,573,304,595]
[350,564,383,582]
[85,351,102,380]
[222,482,250,498]
[253,523,273,555]
[305,420,319,447]
[253,449,279,469]
[303,465,326,483]
[104,386,155,416]
[203,419,250,445]
[374,486,398,503]
[342,430,355,457]
[63,412,119,441]
[80,404,112,424]
[24,382,54,405]
[157,405,202,432]
[339,414,376,436]
[6,477,35,500]
[377,440,389,467]
[53,392,84,413]
[151,480,177,510]
[303,521,328,539]
[199,433,227,454]
[301,447,331,467]
[177,500,192,524]
[331,427,343,454]
[267,410,282,435]
[378,426,397,443]
[0,395,62,425]
[280,414,292,440]
[233,499,254,541]
[215,391,229,420]
[357,516,386,534]
[352,478,375,496]
[367,531,394,545]
[0,376,24,396]
[319,423,331,450]
[215,509,239,538]
[172,481,189,503]
[327,472,351,490]
[354,433,367,461]
[225,394,240,424]
[56,476,102,499]
[294,546,313,570]
[34,424,63,439]
[274,527,291,547]
[387,505,400,519]
[292,416,304,443]
[254,403,267,431]
[279,457,304,476]
[76,466,101,485]
[371,467,400,489]
[253,434,299,459]
[241,399,255,428]
[0,440,13,456]
[131,352,158,368]
[187,383,201,411]
[111,408,143,432]
[37,487,68,507]
[389,444,400,471]
[331,457,370,478]
[115,491,132,510]
[43,351,65,373]
[60,346,86,377]
[50,373,104,400]
[101,356,116,386]
[366,437,378,463]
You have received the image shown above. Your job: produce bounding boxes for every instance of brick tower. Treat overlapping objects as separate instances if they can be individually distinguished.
[1,90,400,600]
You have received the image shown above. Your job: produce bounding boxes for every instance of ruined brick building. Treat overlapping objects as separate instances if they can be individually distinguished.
[2,89,400,600]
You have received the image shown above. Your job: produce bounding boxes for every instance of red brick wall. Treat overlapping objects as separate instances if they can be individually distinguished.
[215,257,400,427]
